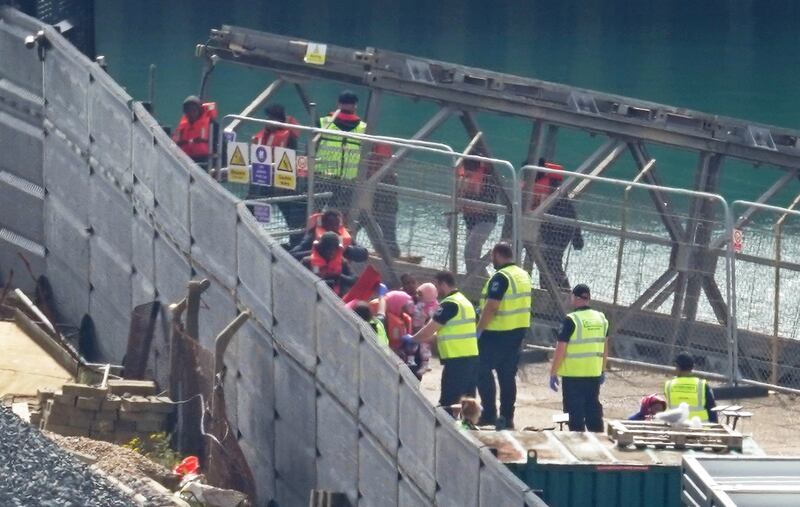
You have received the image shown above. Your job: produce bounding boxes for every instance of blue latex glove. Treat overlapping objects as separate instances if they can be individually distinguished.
[401,334,415,346]
[599,372,606,385]
[549,375,559,392]
[376,283,388,297]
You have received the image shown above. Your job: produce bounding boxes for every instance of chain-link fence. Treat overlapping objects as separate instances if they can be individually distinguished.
[215,114,519,296]
[520,164,735,380]
[732,200,800,387]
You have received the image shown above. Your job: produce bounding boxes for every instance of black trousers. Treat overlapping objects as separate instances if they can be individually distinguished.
[439,356,479,409]
[477,330,525,422]
[562,376,604,432]
[539,244,570,290]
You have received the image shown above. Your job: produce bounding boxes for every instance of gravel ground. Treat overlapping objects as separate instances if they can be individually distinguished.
[420,359,800,455]
[46,434,178,507]
[0,405,135,507]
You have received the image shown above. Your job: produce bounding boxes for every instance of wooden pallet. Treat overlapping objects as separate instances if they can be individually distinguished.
[607,419,743,452]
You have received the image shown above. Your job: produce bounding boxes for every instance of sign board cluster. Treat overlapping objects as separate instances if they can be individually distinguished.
[225,140,307,191]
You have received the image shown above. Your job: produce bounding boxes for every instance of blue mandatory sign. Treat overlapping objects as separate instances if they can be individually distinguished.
[255,145,268,163]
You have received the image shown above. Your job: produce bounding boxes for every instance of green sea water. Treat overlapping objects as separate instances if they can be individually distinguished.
[95,0,800,203]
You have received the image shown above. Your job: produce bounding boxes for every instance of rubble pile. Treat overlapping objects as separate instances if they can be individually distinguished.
[35,380,174,444]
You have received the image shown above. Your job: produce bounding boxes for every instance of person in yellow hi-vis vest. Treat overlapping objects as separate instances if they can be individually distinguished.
[548,284,608,432]
[316,90,367,211]
[475,242,532,430]
[665,352,718,422]
[411,271,479,413]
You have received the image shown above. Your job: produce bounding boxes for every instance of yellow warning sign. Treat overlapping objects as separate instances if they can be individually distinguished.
[228,166,250,184]
[304,43,327,65]
[230,145,246,166]
[273,147,297,190]
[277,152,293,172]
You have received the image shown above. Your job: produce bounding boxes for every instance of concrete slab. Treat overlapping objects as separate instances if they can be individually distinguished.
[0,321,72,397]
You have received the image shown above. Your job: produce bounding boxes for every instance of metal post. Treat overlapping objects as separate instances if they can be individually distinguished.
[307,103,317,218]
[772,219,782,384]
[224,78,285,133]
[147,64,156,112]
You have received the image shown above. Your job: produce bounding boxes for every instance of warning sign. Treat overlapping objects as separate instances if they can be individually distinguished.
[250,144,273,186]
[273,147,297,190]
[296,155,308,177]
[304,43,327,65]
[733,229,744,253]
[227,141,250,184]
[253,204,271,223]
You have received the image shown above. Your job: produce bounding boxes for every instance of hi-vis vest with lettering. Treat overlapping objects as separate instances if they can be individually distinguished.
[665,376,709,422]
[436,291,479,360]
[557,309,607,378]
[316,116,367,180]
[479,264,532,331]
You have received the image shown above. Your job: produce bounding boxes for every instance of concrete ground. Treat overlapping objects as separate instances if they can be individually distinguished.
[0,321,73,398]
[419,359,800,455]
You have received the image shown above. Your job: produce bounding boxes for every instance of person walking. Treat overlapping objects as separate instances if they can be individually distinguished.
[549,284,608,432]
[457,158,498,274]
[475,242,532,430]
[665,352,718,422]
[411,271,479,412]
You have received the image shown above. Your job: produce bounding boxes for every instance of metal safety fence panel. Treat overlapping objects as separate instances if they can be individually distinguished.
[732,200,800,388]
[520,164,736,381]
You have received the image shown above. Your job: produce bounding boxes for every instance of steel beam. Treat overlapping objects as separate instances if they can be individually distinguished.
[225,79,284,132]
[200,26,800,170]
[629,143,686,243]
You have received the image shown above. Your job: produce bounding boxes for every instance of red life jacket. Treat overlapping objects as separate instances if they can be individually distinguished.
[369,299,412,351]
[529,161,565,209]
[306,212,353,248]
[251,115,299,147]
[309,242,345,295]
[173,103,218,161]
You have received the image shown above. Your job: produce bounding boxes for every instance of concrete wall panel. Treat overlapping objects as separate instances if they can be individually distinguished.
[0,171,44,244]
[152,148,191,251]
[399,479,433,507]
[316,290,360,414]
[43,49,88,149]
[90,173,132,262]
[435,410,480,507]
[43,132,89,222]
[0,117,43,185]
[88,78,132,185]
[479,448,526,507]
[359,337,400,457]
[131,211,156,307]
[0,11,43,94]
[0,229,45,295]
[236,208,272,332]
[274,352,316,504]
[399,380,436,499]
[271,246,318,370]
[153,235,191,305]
[190,173,238,288]
[130,105,158,210]
[44,197,90,322]
[316,392,358,505]
[359,431,399,507]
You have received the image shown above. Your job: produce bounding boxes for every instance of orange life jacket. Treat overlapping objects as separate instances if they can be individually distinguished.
[306,212,353,248]
[173,103,218,161]
[251,115,299,146]
[369,299,412,351]
[309,243,345,295]
[530,162,565,209]
[457,162,491,215]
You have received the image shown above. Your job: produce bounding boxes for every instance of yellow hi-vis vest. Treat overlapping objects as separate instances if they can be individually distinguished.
[436,291,479,360]
[665,376,709,422]
[479,264,532,331]
[370,318,389,347]
[316,116,367,180]
[557,309,607,378]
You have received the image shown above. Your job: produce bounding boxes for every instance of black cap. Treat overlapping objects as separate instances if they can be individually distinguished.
[264,103,286,122]
[675,352,695,371]
[183,95,201,108]
[338,90,359,105]
[572,284,590,299]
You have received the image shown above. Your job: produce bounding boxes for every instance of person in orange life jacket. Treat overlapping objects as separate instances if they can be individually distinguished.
[411,271,479,411]
[291,208,368,263]
[537,159,583,290]
[248,104,306,247]
[173,95,218,169]
[370,290,422,375]
[457,158,498,275]
[316,90,365,213]
[301,231,356,296]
